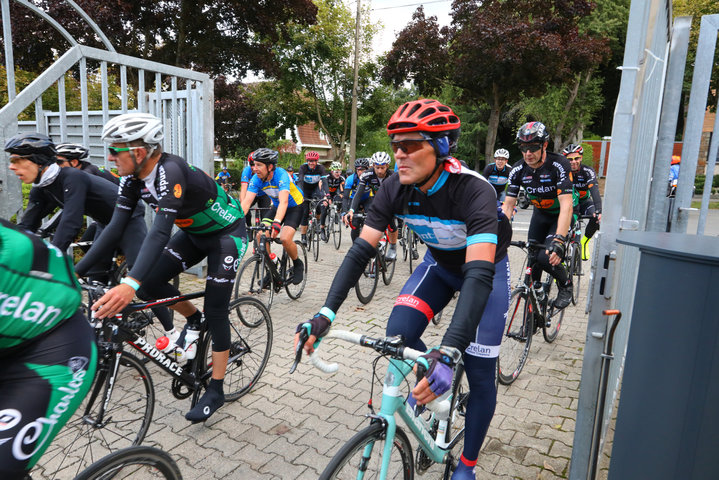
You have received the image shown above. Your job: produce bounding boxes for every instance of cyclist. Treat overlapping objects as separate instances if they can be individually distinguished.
[241,147,305,284]
[346,150,398,261]
[318,161,345,241]
[78,112,248,423]
[562,144,601,260]
[341,157,370,242]
[56,142,119,184]
[215,166,231,189]
[502,121,575,310]
[287,164,299,183]
[296,99,512,480]
[297,150,327,245]
[669,155,681,192]
[483,148,512,201]
[240,151,271,228]
[0,218,97,477]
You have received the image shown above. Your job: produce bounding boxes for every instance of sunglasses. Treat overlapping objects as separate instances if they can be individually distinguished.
[518,144,542,153]
[567,156,582,161]
[390,139,426,154]
[109,146,144,156]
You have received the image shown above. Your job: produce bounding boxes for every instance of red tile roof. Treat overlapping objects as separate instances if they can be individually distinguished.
[297,122,330,147]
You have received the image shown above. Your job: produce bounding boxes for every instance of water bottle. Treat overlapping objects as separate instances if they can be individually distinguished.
[183,327,200,360]
[270,252,278,264]
[155,336,186,362]
[533,281,545,301]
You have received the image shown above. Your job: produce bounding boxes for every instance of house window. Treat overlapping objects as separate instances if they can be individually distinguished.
[319,130,326,141]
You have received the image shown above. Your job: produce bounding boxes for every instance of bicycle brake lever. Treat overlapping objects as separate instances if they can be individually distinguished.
[289,327,310,374]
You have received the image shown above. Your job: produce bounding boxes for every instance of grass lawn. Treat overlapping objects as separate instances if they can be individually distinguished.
[691,200,719,209]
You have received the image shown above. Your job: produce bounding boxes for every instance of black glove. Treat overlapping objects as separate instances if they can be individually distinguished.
[296,313,332,341]
[271,220,282,235]
[547,235,566,260]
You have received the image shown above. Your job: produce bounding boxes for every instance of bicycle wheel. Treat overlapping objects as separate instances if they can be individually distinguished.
[306,220,315,257]
[541,274,563,343]
[313,222,321,262]
[285,240,308,299]
[37,352,155,479]
[380,242,396,286]
[442,366,469,479]
[497,288,533,385]
[331,208,342,249]
[400,224,409,261]
[234,254,274,308]
[408,232,419,274]
[74,446,182,480]
[199,296,272,401]
[568,243,581,306]
[320,421,414,480]
[355,256,379,304]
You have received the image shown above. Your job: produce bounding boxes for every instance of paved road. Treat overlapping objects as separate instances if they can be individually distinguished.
[119,210,600,480]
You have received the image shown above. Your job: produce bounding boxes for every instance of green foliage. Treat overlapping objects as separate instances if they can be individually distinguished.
[694,175,719,196]
[581,143,595,167]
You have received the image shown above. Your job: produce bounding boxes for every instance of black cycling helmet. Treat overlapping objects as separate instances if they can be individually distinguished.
[251,148,278,165]
[286,165,294,172]
[56,143,90,161]
[355,157,370,169]
[4,132,57,166]
[562,144,583,156]
[516,121,550,144]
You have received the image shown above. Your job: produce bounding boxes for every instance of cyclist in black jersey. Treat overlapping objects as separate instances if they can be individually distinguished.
[56,142,119,184]
[297,150,327,244]
[346,151,398,260]
[502,121,575,310]
[79,113,248,423]
[482,148,512,201]
[318,161,344,240]
[0,218,97,477]
[296,99,512,480]
[563,144,601,260]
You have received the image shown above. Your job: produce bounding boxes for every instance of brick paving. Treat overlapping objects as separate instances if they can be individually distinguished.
[119,213,601,479]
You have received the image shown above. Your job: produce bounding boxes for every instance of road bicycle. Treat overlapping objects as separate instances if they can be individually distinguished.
[327,196,343,250]
[352,213,396,304]
[234,224,308,308]
[74,445,182,480]
[291,329,468,479]
[497,240,566,386]
[566,214,594,305]
[306,198,323,262]
[400,223,421,273]
[35,283,272,479]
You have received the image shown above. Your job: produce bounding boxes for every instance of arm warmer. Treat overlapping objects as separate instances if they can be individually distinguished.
[74,207,132,277]
[589,183,602,212]
[350,182,367,212]
[323,237,377,313]
[52,177,90,251]
[341,182,352,212]
[441,260,495,352]
[127,212,176,282]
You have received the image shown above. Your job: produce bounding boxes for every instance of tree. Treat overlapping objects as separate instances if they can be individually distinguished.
[214,76,266,164]
[382,0,609,167]
[258,0,380,163]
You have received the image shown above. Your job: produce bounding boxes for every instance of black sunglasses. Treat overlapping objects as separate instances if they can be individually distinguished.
[390,139,426,154]
[518,144,542,153]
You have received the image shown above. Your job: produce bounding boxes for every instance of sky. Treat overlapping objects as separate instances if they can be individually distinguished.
[367,0,452,58]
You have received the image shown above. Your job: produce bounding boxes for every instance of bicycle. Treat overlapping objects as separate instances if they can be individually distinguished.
[291,329,469,479]
[497,240,566,386]
[35,284,272,479]
[327,197,343,250]
[234,224,308,308]
[352,213,396,304]
[306,197,323,262]
[566,214,594,306]
[74,445,182,480]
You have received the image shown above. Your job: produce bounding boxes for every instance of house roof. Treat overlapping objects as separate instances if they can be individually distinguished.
[297,122,330,149]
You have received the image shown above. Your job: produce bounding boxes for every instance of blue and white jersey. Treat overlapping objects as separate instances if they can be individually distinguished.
[247,167,304,208]
[241,165,253,183]
[298,163,327,193]
[365,158,511,271]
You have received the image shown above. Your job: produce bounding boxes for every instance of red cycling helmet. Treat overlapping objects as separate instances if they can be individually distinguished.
[386,99,460,136]
[305,150,320,161]
[248,151,255,166]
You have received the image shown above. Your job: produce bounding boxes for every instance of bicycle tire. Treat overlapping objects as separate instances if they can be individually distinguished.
[569,243,581,306]
[442,365,469,479]
[307,220,316,257]
[354,256,379,304]
[313,223,321,261]
[37,352,155,479]
[540,273,563,343]
[331,208,342,249]
[285,240,308,299]
[320,421,414,480]
[74,446,182,480]
[234,254,274,309]
[380,242,396,285]
[497,288,533,385]
[199,296,272,402]
[400,225,409,261]
[408,231,419,274]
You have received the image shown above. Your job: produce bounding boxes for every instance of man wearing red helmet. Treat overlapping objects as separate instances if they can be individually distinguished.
[297,150,328,244]
[295,99,512,479]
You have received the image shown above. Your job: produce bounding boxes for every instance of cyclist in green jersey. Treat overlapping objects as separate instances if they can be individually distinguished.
[0,218,97,477]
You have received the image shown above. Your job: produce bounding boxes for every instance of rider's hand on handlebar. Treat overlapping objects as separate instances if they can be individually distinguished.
[412,347,460,405]
[293,313,332,355]
[343,211,353,227]
[91,283,135,318]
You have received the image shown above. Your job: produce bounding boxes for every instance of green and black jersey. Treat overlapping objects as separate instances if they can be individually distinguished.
[0,219,81,351]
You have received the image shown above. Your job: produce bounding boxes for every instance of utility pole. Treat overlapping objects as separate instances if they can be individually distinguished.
[349,0,361,168]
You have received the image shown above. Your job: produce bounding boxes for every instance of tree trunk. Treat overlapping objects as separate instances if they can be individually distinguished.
[483,83,502,172]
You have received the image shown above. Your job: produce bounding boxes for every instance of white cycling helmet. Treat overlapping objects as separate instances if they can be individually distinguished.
[494,148,510,159]
[56,143,90,160]
[102,113,164,145]
[371,151,391,166]
[329,161,342,171]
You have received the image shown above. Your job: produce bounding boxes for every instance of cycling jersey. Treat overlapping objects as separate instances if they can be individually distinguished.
[573,164,602,211]
[240,165,253,184]
[482,162,512,198]
[350,170,394,212]
[247,167,304,208]
[79,161,119,184]
[297,163,327,194]
[506,153,576,214]
[216,170,231,183]
[18,167,125,251]
[323,173,345,197]
[366,159,511,271]
[342,173,369,211]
